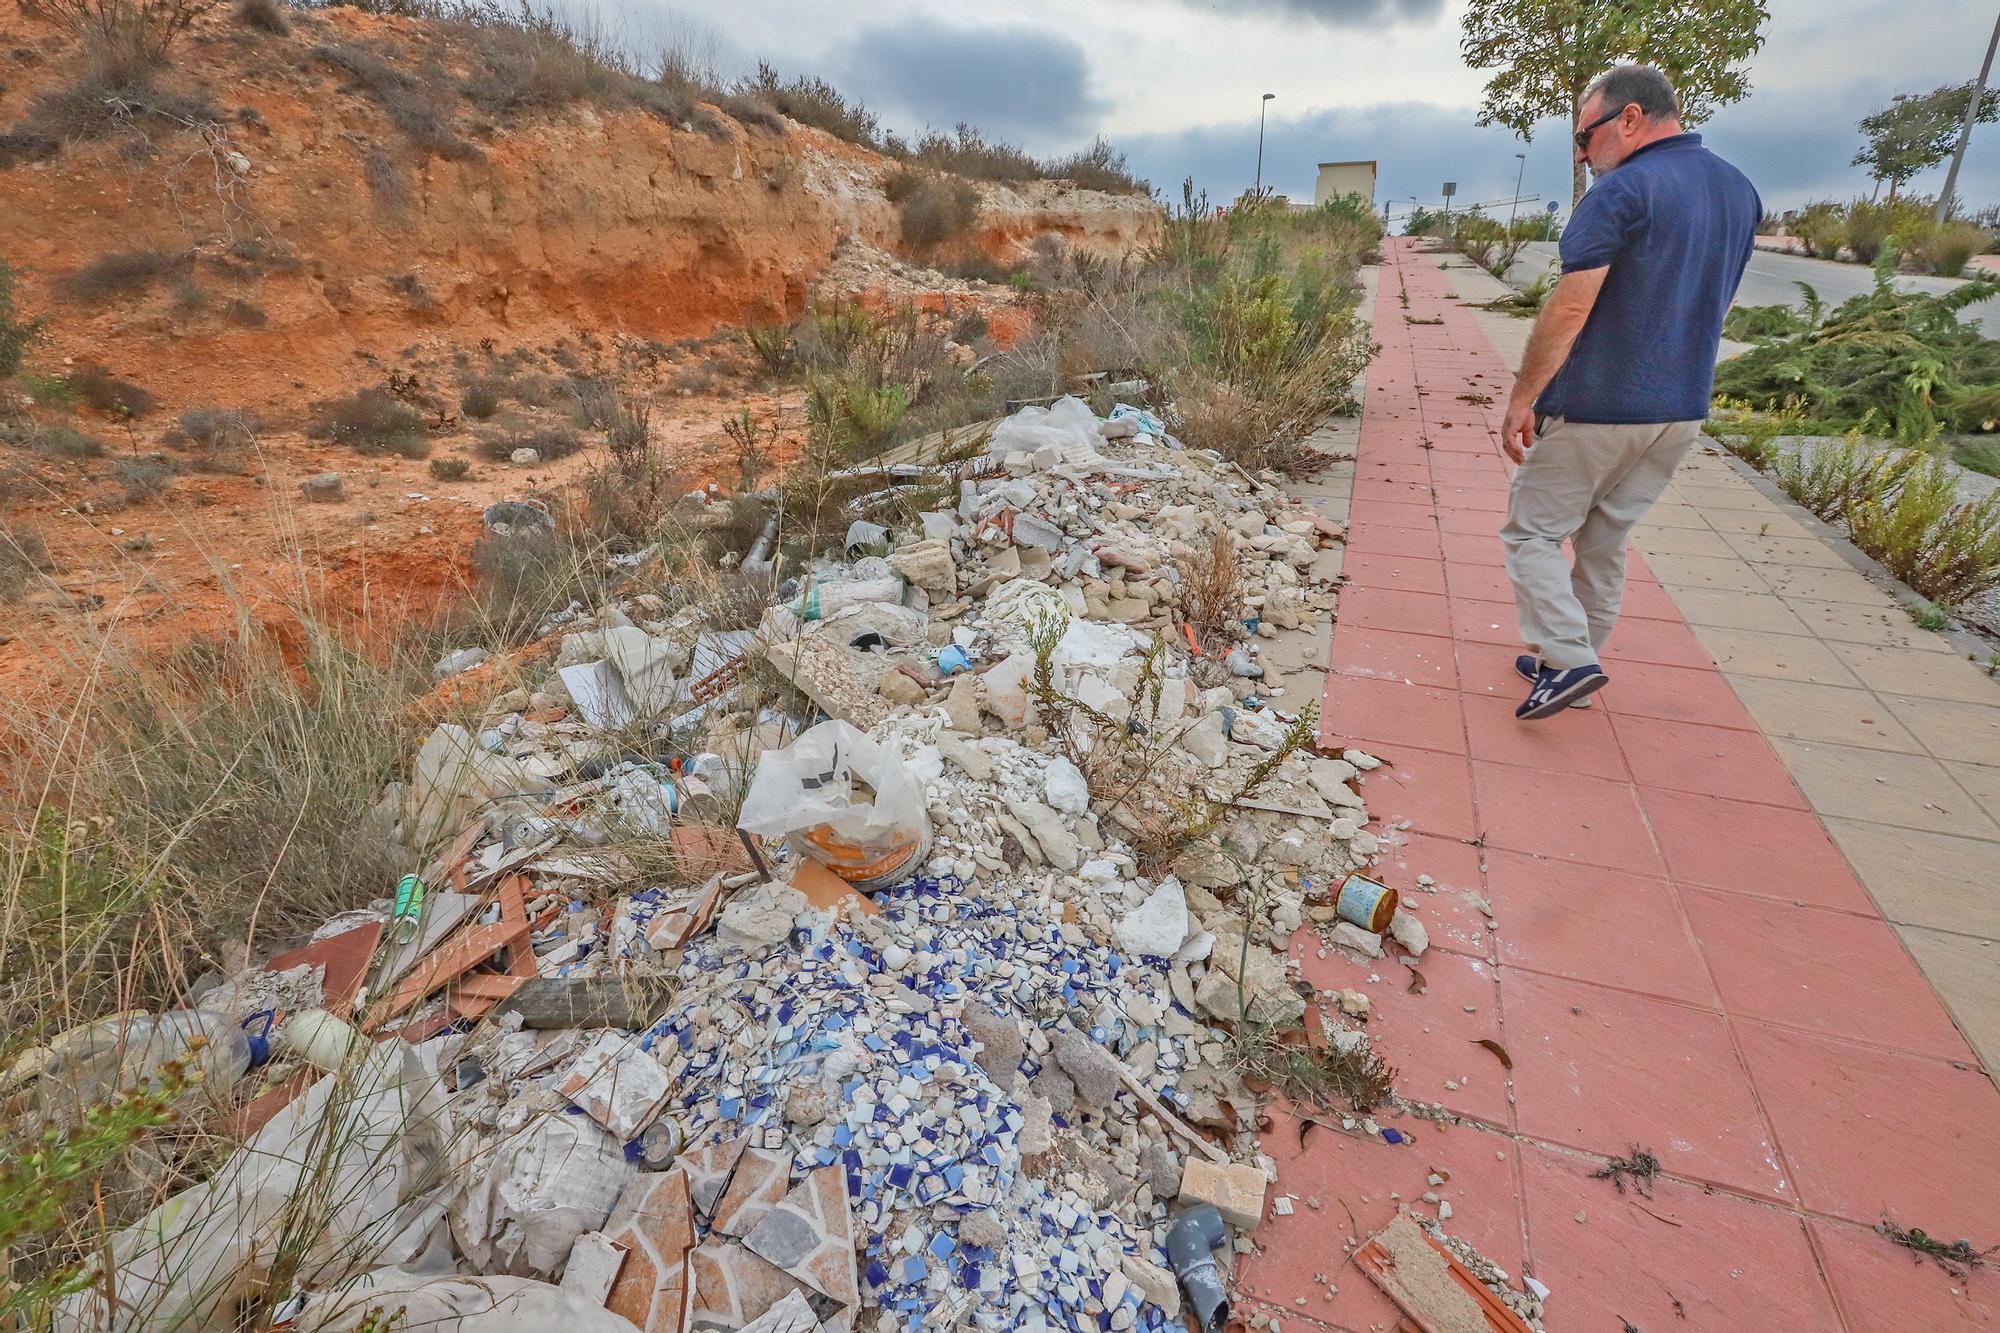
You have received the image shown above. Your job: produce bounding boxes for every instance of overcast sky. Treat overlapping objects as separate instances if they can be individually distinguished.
[611,0,2000,218]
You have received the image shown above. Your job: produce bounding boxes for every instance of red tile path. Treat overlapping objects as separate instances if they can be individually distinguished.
[1240,240,2000,1330]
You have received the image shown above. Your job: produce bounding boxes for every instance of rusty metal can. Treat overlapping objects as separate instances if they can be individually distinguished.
[1335,873,1400,933]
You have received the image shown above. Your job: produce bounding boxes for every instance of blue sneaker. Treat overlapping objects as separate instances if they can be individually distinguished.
[1517,663,1608,720]
[1515,654,1594,707]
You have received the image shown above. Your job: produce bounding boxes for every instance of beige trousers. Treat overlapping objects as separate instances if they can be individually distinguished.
[1500,416,1701,670]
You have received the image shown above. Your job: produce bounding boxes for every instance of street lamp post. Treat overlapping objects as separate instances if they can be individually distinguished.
[1255,93,1275,198]
[1507,152,1527,231]
[1937,9,2000,224]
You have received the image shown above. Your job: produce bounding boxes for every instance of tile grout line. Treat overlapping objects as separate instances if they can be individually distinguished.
[1396,243,1832,1310]
[1414,247,1862,1321]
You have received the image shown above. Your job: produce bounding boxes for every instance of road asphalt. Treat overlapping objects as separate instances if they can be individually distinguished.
[1508,240,2000,331]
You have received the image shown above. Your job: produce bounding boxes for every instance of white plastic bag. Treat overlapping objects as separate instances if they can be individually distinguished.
[737,721,933,889]
[984,395,1101,459]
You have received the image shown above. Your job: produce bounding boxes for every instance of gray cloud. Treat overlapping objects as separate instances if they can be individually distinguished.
[1117,87,2000,219]
[1164,0,1446,28]
[833,19,1108,147]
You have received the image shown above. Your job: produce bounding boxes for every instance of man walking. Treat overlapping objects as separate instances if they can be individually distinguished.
[1498,64,1759,719]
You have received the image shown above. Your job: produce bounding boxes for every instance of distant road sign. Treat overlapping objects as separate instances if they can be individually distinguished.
[1442,182,1457,198]
[1547,200,1560,212]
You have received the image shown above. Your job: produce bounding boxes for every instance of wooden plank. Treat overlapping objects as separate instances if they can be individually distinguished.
[366,875,532,1030]
[492,976,678,1030]
[1117,1065,1227,1163]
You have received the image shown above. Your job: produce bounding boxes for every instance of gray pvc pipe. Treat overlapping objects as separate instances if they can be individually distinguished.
[1165,1203,1231,1333]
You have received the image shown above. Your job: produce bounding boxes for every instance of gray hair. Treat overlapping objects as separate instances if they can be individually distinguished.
[1584,65,1680,121]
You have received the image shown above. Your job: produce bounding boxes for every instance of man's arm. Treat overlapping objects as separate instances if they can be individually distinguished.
[1500,266,1609,463]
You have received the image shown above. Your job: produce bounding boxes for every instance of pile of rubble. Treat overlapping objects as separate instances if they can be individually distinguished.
[13,395,1543,1332]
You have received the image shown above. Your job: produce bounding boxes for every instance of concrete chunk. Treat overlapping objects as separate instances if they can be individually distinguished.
[1177,1157,1268,1230]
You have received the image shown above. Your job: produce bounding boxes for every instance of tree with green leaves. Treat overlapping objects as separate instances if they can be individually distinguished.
[1461,0,1770,205]
[1853,82,2000,202]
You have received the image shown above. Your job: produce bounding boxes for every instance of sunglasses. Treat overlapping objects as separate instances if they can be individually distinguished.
[1573,105,1629,151]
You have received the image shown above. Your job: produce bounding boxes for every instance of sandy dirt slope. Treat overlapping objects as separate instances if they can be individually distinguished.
[0,2,1159,696]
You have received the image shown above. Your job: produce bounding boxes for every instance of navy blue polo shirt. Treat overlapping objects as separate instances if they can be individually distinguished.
[1535,133,1760,424]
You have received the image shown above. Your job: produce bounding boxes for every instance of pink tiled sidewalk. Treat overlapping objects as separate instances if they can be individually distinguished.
[1239,239,2000,1331]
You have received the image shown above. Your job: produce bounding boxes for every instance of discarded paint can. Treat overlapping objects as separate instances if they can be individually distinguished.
[1335,873,1400,933]
[636,1116,684,1170]
[391,874,426,942]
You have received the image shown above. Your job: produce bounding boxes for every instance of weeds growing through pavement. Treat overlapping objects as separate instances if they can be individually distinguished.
[1767,428,2000,603]
[1910,600,1955,631]
[1591,1147,1662,1197]
[1878,1217,1995,1280]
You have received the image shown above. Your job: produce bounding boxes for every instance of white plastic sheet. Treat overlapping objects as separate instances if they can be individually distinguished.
[448,1111,633,1278]
[290,1268,643,1333]
[984,395,1101,460]
[737,721,934,887]
[54,1044,452,1332]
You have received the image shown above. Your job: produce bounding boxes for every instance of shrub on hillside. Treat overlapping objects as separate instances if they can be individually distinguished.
[111,455,173,502]
[18,423,109,458]
[167,406,257,470]
[1041,136,1148,195]
[314,42,478,160]
[0,130,60,169]
[0,261,45,379]
[25,62,217,141]
[362,146,412,214]
[887,169,981,253]
[905,124,1042,183]
[429,456,471,481]
[66,365,156,418]
[475,424,583,462]
[174,407,257,446]
[310,388,428,455]
[23,0,215,65]
[460,380,502,418]
[940,255,1014,285]
[233,0,286,34]
[457,4,723,134]
[58,249,188,302]
[735,62,879,147]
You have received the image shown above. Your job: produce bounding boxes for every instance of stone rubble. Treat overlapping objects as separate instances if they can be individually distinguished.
[12,394,1557,1333]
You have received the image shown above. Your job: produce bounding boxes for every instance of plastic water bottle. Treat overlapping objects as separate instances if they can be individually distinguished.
[36,1009,263,1110]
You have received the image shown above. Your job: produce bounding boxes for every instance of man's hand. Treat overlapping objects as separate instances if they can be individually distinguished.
[1501,397,1535,465]
[1500,266,1608,465]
